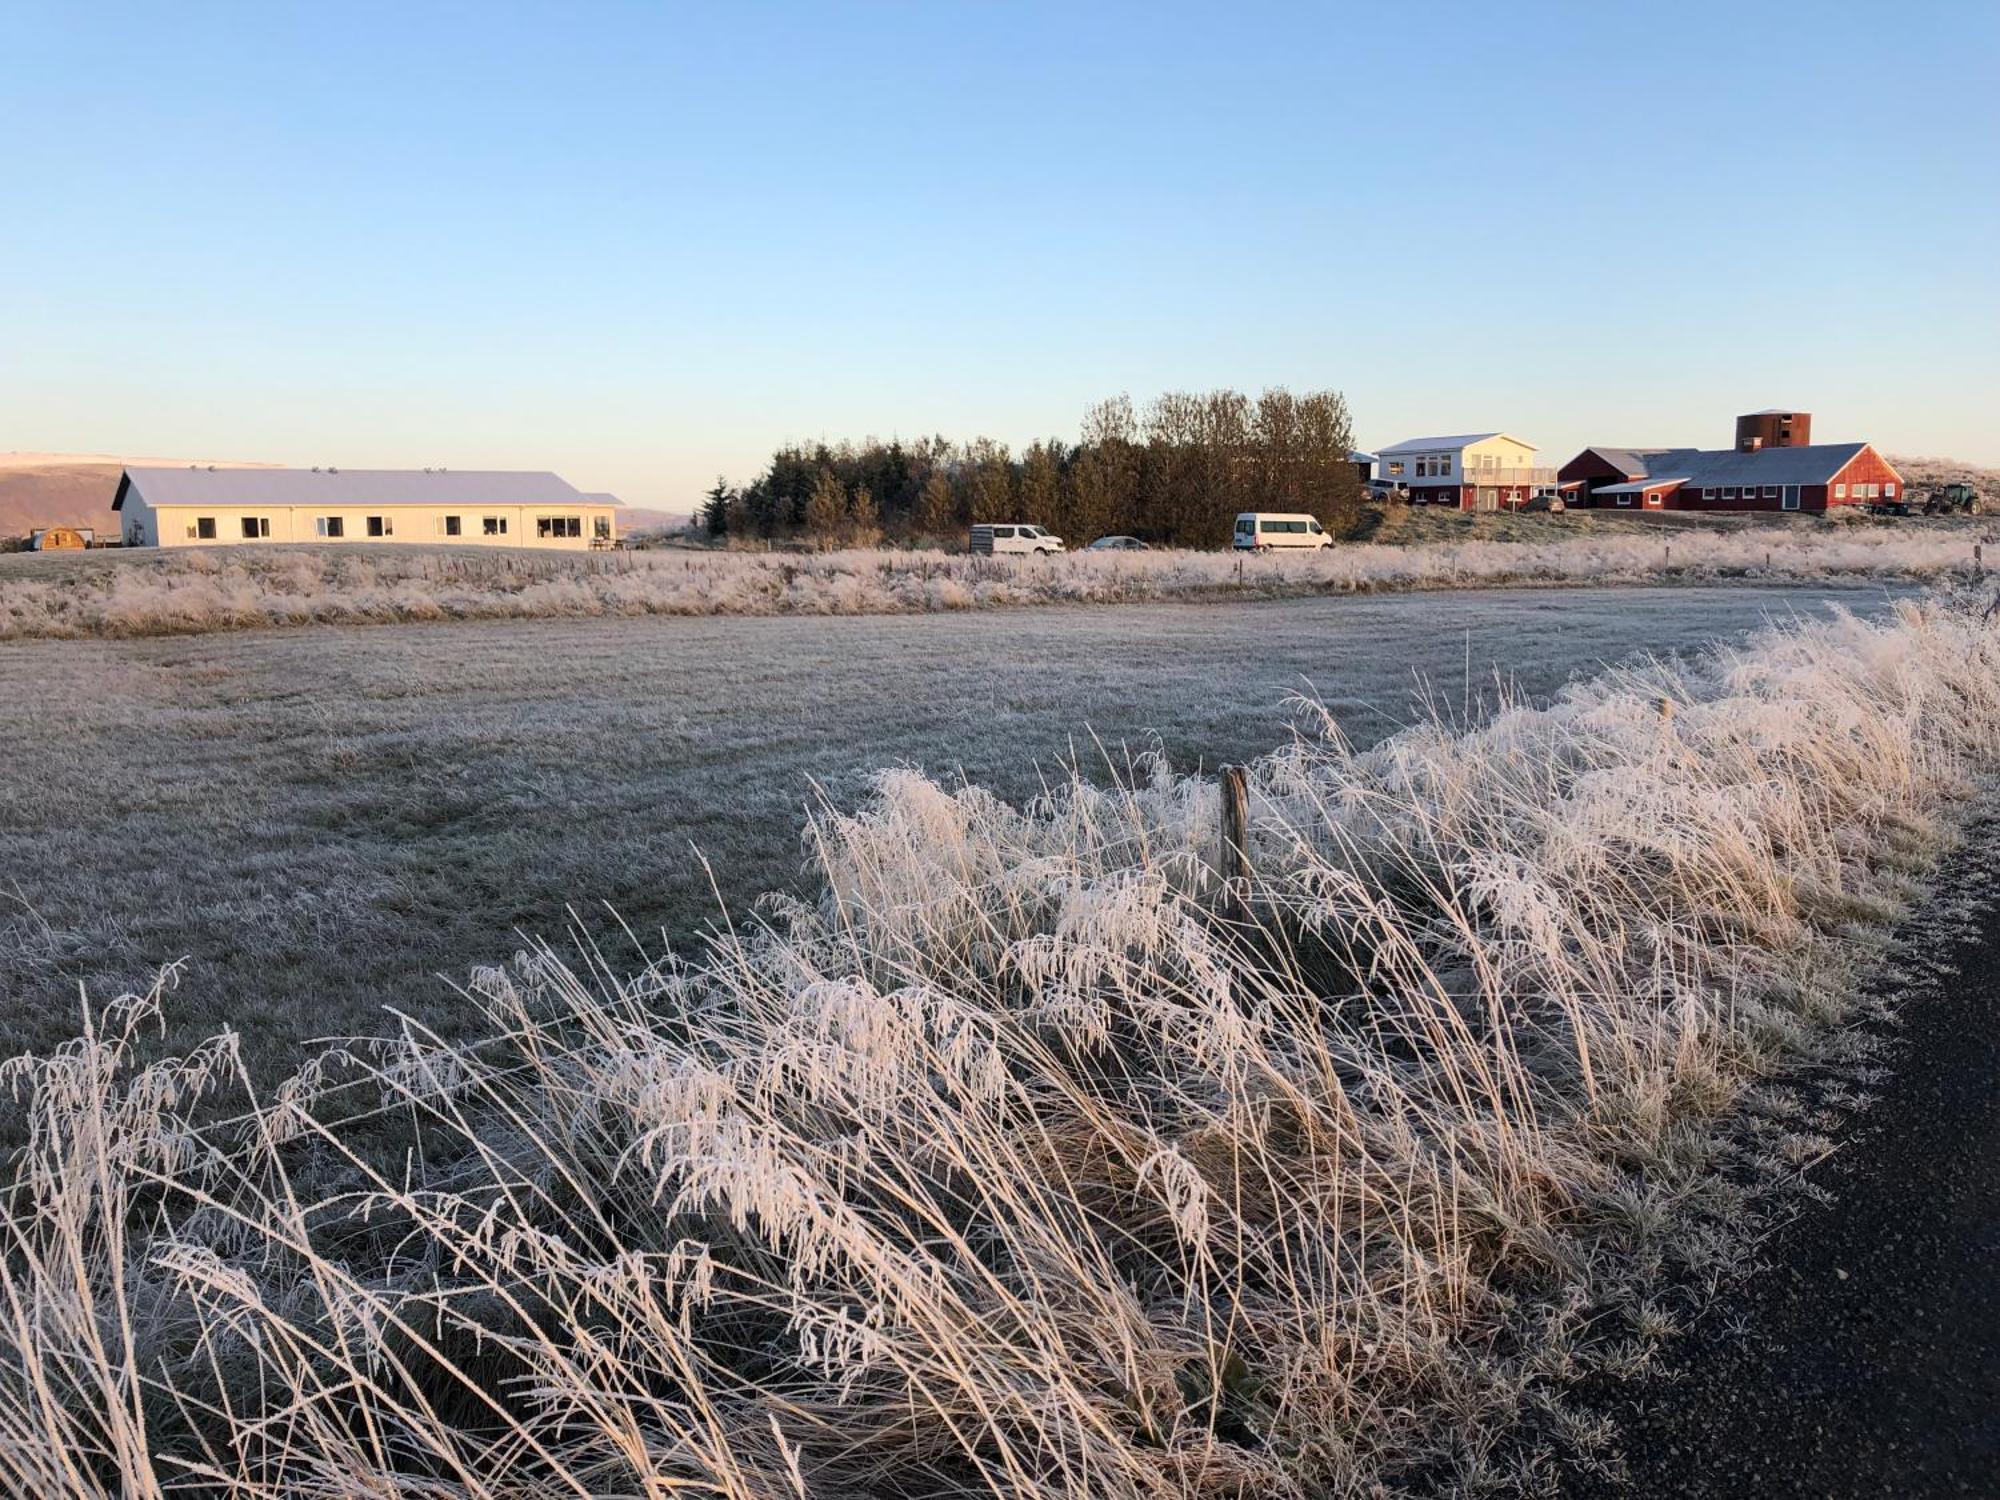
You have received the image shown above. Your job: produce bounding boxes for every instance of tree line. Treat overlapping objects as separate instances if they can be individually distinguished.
[698,388,1362,549]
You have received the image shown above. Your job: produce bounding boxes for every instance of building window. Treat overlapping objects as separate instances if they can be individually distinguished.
[240,517,270,539]
[1761,485,1778,498]
[1386,461,1404,477]
[1884,482,1896,499]
[593,515,611,540]
[1701,487,1715,499]
[1834,483,1846,499]
[366,515,393,537]
[195,516,217,540]
[318,516,345,538]
[1722,487,1737,499]
[483,516,507,535]
[442,515,462,537]
[537,516,582,538]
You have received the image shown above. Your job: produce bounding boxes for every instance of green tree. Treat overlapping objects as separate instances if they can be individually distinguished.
[1074,395,1139,541]
[848,483,880,544]
[700,476,733,538]
[803,468,847,545]
[965,438,1014,522]
[1018,440,1064,531]
[916,471,956,537]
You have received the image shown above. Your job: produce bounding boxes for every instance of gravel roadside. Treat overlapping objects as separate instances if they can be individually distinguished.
[1571,815,2000,1497]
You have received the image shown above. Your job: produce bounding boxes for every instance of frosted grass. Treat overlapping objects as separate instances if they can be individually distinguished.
[3,594,1998,1495]
[1,526,1992,638]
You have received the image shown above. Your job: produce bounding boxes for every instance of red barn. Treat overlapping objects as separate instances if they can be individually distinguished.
[1558,412,1904,514]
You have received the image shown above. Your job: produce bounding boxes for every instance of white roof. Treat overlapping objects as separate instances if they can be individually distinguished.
[1595,476,1690,495]
[1377,432,1534,455]
[115,466,601,511]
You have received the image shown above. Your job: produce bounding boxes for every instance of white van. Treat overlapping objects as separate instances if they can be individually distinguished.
[970,523,1066,556]
[1233,513,1331,551]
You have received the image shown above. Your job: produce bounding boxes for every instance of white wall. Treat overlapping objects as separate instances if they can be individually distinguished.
[1461,435,1538,470]
[128,502,619,549]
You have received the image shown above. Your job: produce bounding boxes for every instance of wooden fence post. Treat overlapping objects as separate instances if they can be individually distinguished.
[1218,765,1250,910]
[1977,542,1985,573]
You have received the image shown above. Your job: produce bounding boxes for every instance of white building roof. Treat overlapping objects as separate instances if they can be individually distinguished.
[1377,432,1534,455]
[1595,477,1690,495]
[114,466,600,511]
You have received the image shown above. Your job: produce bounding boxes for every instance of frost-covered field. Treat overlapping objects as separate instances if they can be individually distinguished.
[4,585,1896,1071]
[5,587,1996,1496]
[1,525,1992,637]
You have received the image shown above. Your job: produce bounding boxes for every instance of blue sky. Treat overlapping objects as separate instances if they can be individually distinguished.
[4,0,1995,507]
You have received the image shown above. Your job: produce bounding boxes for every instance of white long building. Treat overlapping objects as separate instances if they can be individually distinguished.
[113,467,620,549]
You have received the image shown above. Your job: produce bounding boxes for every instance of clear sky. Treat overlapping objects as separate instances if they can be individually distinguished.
[4,0,1995,507]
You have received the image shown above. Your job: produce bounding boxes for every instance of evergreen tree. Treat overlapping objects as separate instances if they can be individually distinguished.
[916,471,956,537]
[1018,440,1063,531]
[803,468,847,544]
[849,483,879,543]
[700,476,733,537]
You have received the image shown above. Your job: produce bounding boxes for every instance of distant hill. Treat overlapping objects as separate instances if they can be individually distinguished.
[0,454,278,541]
[1886,455,2000,513]
[0,453,685,540]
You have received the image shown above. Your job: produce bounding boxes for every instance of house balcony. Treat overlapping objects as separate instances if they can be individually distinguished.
[1456,466,1557,488]
[1384,468,1552,490]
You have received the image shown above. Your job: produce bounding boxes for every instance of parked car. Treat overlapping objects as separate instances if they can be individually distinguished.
[1366,479,1409,503]
[1085,535,1149,551]
[1233,512,1332,552]
[969,523,1065,556]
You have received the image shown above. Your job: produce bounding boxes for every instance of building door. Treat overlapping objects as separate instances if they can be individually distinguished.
[1782,485,1799,511]
[1477,487,1499,512]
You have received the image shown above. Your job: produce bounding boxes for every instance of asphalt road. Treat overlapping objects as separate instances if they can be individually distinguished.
[1571,817,2000,1497]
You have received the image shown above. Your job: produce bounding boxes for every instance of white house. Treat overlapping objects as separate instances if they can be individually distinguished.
[1373,433,1556,510]
[112,467,620,549]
